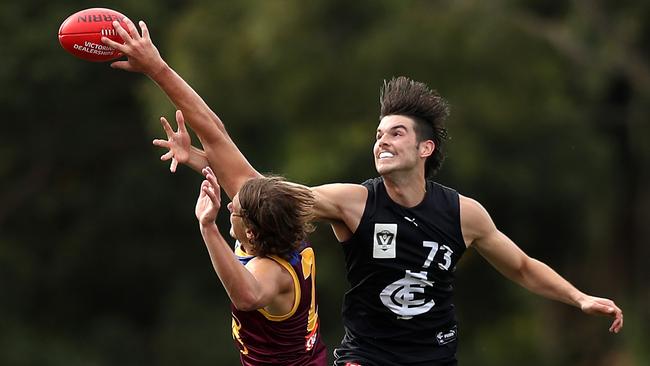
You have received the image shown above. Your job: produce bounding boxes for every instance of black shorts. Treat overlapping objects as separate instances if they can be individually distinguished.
[333,326,458,366]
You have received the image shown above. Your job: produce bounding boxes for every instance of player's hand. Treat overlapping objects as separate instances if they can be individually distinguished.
[101,18,166,77]
[153,110,191,173]
[579,295,623,333]
[196,167,222,225]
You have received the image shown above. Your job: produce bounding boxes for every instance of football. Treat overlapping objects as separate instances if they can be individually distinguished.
[58,8,128,62]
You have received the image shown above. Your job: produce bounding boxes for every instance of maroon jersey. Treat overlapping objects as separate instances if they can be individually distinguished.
[232,242,327,366]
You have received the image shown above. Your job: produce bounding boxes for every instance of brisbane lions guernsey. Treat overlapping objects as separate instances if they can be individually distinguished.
[232,242,327,366]
[335,177,466,366]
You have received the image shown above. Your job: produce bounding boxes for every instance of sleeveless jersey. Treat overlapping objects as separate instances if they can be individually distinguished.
[232,242,327,366]
[335,177,466,366]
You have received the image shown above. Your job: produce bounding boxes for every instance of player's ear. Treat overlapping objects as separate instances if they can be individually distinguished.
[419,140,435,158]
[245,229,256,241]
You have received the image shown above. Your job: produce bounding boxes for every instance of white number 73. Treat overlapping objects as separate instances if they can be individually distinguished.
[423,241,453,270]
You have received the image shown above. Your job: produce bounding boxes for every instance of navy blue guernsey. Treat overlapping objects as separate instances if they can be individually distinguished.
[335,177,466,366]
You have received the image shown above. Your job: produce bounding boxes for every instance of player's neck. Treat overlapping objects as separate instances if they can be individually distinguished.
[239,241,256,256]
[382,170,426,208]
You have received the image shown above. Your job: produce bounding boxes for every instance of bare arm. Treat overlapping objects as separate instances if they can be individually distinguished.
[198,224,290,310]
[195,168,290,311]
[148,92,369,243]
[309,183,368,242]
[460,195,623,333]
[102,19,260,198]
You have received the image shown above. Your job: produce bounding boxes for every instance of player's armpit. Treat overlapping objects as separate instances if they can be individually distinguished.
[243,257,293,313]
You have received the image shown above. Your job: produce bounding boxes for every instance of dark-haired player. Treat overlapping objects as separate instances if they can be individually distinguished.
[195,168,327,365]
[104,19,623,366]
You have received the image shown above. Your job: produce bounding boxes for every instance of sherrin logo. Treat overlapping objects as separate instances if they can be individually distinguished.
[76,14,124,23]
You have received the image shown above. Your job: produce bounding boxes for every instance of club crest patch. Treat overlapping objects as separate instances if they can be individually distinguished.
[373,223,397,258]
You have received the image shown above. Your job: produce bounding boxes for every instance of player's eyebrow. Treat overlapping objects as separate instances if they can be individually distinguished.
[377,124,408,134]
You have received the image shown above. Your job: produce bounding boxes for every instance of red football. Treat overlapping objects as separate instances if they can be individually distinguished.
[58,8,128,62]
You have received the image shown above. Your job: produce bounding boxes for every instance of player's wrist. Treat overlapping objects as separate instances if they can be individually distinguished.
[199,219,218,231]
[571,291,588,308]
[147,60,170,82]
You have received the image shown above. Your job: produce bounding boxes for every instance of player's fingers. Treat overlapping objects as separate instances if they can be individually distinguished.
[205,181,221,205]
[175,110,187,132]
[159,117,174,136]
[203,168,219,187]
[101,36,124,51]
[111,21,132,43]
[139,20,150,40]
[152,139,170,148]
[109,61,131,70]
[202,166,215,178]
[161,151,173,161]
[203,187,220,208]
[170,158,178,173]
[122,17,141,40]
[618,314,624,331]
[589,302,612,315]
[610,316,623,333]
[204,183,217,201]
[199,180,210,197]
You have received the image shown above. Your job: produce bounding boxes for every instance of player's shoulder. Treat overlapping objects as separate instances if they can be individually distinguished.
[311,182,368,201]
[458,194,496,246]
[458,194,489,221]
[247,256,295,285]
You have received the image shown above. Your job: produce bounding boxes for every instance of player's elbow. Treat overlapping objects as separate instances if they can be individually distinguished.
[200,127,229,146]
[512,256,539,287]
[499,256,529,285]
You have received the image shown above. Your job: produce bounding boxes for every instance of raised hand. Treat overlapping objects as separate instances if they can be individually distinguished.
[101,18,166,76]
[579,295,624,333]
[195,167,222,225]
[153,110,191,173]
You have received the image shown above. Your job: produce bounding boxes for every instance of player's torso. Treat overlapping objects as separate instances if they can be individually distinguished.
[341,177,466,347]
[232,244,326,366]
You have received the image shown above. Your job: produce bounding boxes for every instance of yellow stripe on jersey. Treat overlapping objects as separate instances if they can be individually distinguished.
[300,247,318,333]
[257,255,301,321]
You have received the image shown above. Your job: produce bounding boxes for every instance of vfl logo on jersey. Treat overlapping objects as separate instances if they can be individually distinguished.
[373,223,397,258]
[380,270,435,319]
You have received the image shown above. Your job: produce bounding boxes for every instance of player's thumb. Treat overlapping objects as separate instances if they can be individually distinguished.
[110,61,131,70]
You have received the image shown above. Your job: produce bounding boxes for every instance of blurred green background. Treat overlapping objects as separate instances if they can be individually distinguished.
[1,0,648,365]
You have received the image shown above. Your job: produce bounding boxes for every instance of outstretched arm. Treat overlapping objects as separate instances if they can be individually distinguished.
[102,19,261,198]
[460,195,624,333]
[195,167,289,310]
[102,19,370,236]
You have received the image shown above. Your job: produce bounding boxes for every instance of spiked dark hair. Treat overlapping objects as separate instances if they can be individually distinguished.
[380,76,450,177]
[237,176,315,261]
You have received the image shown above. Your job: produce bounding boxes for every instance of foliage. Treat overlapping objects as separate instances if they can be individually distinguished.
[1,0,647,365]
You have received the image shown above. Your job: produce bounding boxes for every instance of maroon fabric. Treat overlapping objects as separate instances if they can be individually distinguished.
[232,245,327,365]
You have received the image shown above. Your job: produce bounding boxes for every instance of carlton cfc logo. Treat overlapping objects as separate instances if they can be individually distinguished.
[380,270,435,320]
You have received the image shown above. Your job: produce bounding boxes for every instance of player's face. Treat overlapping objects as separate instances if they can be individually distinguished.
[374,115,421,176]
[228,194,248,241]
